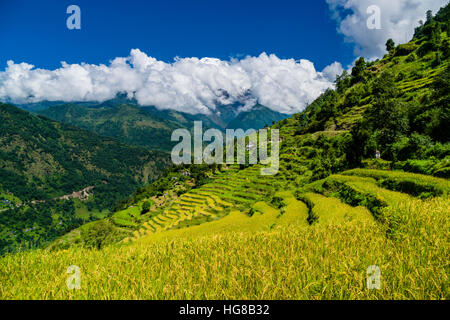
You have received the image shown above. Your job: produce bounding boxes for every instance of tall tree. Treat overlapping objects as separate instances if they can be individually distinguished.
[351,57,366,83]
[386,39,395,53]
[426,10,433,24]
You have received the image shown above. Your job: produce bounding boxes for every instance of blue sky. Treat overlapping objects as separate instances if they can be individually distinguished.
[0,0,355,70]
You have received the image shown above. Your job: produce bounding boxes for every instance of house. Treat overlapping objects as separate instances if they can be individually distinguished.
[246,143,256,151]
[269,139,279,144]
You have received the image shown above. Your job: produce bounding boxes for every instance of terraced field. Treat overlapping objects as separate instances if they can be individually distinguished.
[126,167,449,247]
[1,167,448,299]
[300,193,373,225]
[124,165,282,242]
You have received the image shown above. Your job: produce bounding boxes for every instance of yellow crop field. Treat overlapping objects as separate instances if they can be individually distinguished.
[273,191,309,228]
[303,193,374,225]
[0,196,448,300]
[1,165,449,300]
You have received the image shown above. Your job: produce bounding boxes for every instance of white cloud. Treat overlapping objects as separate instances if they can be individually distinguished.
[0,50,339,115]
[326,0,447,59]
[322,61,344,82]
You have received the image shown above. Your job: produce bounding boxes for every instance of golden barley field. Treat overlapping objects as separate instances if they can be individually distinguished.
[0,194,448,300]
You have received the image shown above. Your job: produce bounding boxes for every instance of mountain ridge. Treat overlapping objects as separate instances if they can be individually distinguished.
[36,100,289,151]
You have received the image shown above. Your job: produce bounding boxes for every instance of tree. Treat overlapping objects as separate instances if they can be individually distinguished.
[141,201,151,214]
[351,57,366,83]
[426,10,433,24]
[386,39,395,53]
[348,121,371,166]
[82,221,114,250]
[367,99,410,159]
[433,52,442,66]
[371,71,397,99]
[335,70,351,93]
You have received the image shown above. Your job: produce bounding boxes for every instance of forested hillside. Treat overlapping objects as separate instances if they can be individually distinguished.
[273,4,449,180]
[0,103,170,202]
[37,100,288,151]
[0,103,170,253]
[38,103,188,152]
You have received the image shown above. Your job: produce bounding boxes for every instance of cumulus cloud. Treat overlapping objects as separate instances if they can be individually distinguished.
[326,0,447,59]
[0,50,339,115]
[322,61,344,82]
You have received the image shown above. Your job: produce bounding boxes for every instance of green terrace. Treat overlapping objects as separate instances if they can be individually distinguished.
[119,167,450,244]
[120,165,279,242]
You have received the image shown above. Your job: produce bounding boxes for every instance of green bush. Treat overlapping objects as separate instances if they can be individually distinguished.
[378,178,439,198]
[81,220,126,249]
[394,157,450,178]
[417,41,434,57]
[141,201,151,214]
[394,159,435,175]
[342,169,449,197]
[321,179,386,218]
[362,159,392,170]
[395,43,417,56]
[294,192,317,224]
[405,53,417,62]
[270,196,287,209]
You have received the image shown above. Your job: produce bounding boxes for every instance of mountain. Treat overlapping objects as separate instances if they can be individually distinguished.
[38,103,185,152]
[16,94,141,113]
[35,99,288,151]
[0,103,170,205]
[227,104,289,130]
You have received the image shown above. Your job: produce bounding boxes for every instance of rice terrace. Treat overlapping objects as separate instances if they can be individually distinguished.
[0,0,449,305]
